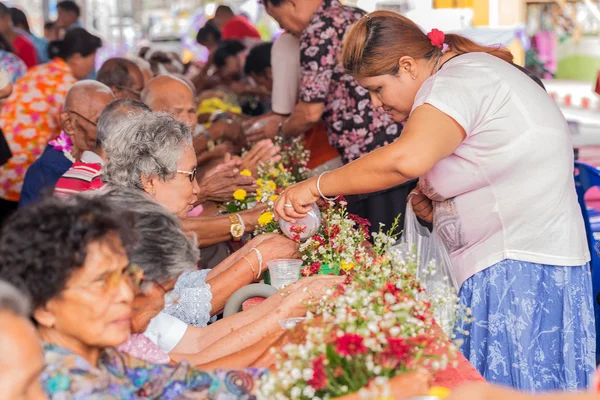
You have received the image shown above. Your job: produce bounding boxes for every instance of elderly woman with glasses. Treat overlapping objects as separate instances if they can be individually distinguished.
[0,196,269,398]
[100,111,305,354]
[98,188,341,366]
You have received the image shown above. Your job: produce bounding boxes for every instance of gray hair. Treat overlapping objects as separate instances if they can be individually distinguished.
[0,280,31,317]
[101,111,193,190]
[96,99,150,148]
[94,188,198,283]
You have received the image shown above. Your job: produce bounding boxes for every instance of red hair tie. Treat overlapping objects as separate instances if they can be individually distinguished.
[427,29,449,53]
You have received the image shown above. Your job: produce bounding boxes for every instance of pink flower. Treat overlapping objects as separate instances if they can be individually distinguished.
[336,333,367,357]
[308,355,328,390]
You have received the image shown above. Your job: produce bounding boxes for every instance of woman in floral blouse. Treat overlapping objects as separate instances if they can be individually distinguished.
[0,196,265,399]
[0,27,100,217]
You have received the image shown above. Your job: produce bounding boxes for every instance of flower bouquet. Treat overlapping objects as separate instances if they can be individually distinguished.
[298,200,374,277]
[259,229,464,400]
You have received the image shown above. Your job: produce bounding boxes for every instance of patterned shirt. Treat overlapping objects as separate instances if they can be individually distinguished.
[299,0,402,164]
[0,50,27,83]
[42,343,267,399]
[0,58,76,202]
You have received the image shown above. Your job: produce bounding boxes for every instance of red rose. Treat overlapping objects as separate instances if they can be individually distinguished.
[336,333,368,357]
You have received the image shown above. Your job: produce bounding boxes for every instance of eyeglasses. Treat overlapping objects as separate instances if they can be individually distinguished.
[176,166,197,183]
[115,85,142,98]
[65,263,144,294]
[66,109,97,127]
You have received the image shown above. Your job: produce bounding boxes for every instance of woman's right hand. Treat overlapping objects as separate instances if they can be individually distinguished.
[410,188,434,223]
[278,275,345,318]
[274,177,321,223]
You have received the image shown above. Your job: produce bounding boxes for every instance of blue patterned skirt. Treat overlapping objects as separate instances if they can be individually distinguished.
[455,260,596,392]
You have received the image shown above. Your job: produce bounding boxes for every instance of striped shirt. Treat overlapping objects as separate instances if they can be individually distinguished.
[54,151,104,198]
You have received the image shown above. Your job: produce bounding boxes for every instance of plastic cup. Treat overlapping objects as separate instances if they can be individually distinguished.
[267,259,302,289]
[279,203,322,241]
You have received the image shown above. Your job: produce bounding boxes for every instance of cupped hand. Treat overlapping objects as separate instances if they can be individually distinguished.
[209,120,246,146]
[409,188,434,223]
[198,166,257,203]
[256,234,300,262]
[278,275,345,318]
[245,114,282,143]
[273,177,320,223]
[240,139,282,175]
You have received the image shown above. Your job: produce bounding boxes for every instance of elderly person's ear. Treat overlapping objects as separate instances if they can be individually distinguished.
[140,174,157,196]
[60,111,75,136]
[33,306,56,329]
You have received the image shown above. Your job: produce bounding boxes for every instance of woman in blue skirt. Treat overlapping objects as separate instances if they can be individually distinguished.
[272,7,596,392]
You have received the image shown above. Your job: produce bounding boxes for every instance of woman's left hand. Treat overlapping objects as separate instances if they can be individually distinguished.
[274,177,321,223]
[257,236,301,261]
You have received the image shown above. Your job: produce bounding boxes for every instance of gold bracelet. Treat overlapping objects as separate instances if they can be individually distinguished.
[242,256,256,281]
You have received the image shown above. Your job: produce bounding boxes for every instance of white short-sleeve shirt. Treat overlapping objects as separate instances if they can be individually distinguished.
[271,33,300,115]
[411,52,590,286]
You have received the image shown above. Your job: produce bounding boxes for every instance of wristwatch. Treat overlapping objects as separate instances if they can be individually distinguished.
[229,214,244,241]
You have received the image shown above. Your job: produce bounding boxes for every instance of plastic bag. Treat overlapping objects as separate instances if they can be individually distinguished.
[396,201,458,335]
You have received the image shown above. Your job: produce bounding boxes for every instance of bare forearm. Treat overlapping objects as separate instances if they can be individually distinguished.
[186,312,286,364]
[181,216,233,248]
[172,330,284,369]
[281,110,316,138]
[207,255,257,315]
[317,142,411,197]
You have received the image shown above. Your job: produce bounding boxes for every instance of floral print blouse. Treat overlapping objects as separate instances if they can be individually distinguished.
[0,50,27,83]
[299,0,402,164]
[42,343,267,399]
[0,58,76,202]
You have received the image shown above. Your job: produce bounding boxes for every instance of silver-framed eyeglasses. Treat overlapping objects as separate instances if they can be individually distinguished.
[177,166,197,182]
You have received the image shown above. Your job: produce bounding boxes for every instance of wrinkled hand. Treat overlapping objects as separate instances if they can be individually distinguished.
[256,234,300,262]
[240,139,282,175]
[278,275,345,318]
[197,163,257,203]
[274,177,320,223]
[409,188,433,223]
[209,120,246,146]
[245,115,282,143]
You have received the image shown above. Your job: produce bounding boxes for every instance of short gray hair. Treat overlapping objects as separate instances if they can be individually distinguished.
[96,99,150,148]
[0,280,31,317]
[101,111,193,190]
[94,188,198,283]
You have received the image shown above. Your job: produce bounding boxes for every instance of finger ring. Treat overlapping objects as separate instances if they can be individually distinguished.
[284,204,294,208]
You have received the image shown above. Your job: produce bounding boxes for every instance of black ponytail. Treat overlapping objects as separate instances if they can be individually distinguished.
[47,27,102,61]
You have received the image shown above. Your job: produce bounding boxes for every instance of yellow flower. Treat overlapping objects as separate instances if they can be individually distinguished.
[278,163,286,172]
[269,195,279,202]
[258,211,274,226]
[256,179,264,187]
[270,169,280,178]
[240,169,252,177]
[233,189,247,201]
[341,261,355,272]
[256,188,263,197]
[266,181,277,191]
[428,387,451,399]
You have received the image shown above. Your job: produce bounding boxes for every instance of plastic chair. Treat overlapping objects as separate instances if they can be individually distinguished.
[573,161,600,357]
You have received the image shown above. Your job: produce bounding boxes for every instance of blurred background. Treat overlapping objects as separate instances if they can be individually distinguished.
[8,0,600,156]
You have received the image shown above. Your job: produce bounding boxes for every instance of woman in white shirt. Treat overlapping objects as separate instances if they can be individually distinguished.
[275,11,595,392]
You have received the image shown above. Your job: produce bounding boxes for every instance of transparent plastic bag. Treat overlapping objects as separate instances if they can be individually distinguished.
[397,202,458,335]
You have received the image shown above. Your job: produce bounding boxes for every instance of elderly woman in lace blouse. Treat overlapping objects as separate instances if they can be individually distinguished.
[99,187,341,366]
[98,112,340,357]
